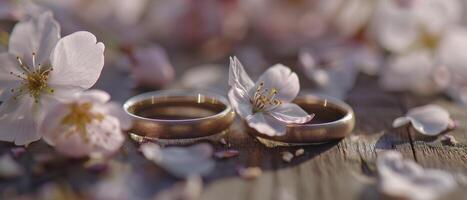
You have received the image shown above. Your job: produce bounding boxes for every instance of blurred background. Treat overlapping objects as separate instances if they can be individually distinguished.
[1,1,467,199]
[1,0,467,103]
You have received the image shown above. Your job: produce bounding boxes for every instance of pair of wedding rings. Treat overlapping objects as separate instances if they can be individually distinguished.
[123,90,355,145]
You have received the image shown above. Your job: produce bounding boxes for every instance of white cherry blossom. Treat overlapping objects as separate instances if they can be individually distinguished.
[228,56,313,136]
[372,0,461,54]
[40,90,131,158]
[0,12,105,145]
[374,0,467,98]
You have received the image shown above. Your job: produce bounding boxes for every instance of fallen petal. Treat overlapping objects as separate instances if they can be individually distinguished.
[84,157,109,173]
[392,104,452,136]
[238,166,262,180]
[440,135,458,146]
[0,154,24,178]
[377,151,457,200]
[295,148,305,157]
[281,152,294,163]
[219,138,228,145]
[9,147,26,158]
[141,143,215,178]
[214,150,239,159]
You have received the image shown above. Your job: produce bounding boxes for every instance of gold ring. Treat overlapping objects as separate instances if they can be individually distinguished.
[124,90,236,140]
[247,94,355,145]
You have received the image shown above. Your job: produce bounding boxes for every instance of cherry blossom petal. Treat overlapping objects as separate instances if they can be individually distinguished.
[79,89,111,104]
[85,116,125,156]
[300,50,359,99]
[257,64,300,103]
[49,31,105,89]
[352,45,383,76]
[437,27,467,78]
[246,113,287,136]
[333,0,375,37]
[0,53,23,84]
[228,56,254,94]
[128,45,175,88]
[48,116,124,158]
[380,50,444,95]
[298,50,316,70]
[40,101,69,145]
[416,0,461,36]
[47,86,83,102]
[372,0,418,53]
[446,85,467,105]
[102,102,132,130]
[0,96,40,145]
[9,11,60,66]
[228,88,252,119]
[140,143,215,178]
[392,104,451,136]
[269,103,314,124]
[377,151,456,200]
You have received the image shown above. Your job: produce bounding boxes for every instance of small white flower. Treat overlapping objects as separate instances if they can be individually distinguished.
[228,56,313,136]
[0,12,105,145]
[393,104,453,136]
[40,90,131,158]
[140,143,215,178]
[377,151,457,200]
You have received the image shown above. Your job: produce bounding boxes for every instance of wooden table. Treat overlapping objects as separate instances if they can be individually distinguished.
[1,66,466,200]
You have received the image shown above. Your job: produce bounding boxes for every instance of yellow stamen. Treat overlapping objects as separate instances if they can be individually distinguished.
[61,102,105,143]
[9,53,54,103]
[251,82,282,113]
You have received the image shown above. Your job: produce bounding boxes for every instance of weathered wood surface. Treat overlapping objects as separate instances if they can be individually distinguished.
[0,67,466,200]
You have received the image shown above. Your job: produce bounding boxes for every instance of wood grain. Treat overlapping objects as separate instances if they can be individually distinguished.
[0,71,466,200]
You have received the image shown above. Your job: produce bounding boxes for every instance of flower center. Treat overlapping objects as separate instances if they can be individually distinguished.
[61,102,104,142]
[9,52,54,103]
[251,82,282,113]
[420,31,439,50]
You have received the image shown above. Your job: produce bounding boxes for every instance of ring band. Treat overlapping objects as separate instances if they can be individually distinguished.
[247,94,355,144]
[124,90,236,140]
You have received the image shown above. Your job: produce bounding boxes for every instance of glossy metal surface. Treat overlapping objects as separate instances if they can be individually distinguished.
[124,90,235,139]
[247,94,355,144]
